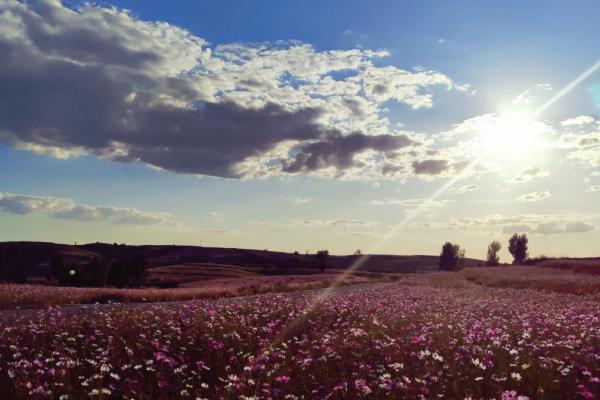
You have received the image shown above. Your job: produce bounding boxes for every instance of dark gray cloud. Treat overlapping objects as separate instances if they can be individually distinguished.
[0,1,448,179]
[0,1,332,178]
[411,159,450,175]
[283,132,416,174]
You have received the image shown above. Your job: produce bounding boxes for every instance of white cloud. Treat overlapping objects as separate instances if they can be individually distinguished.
[209,211,225,220]
[413,213,596,236]
[517,191,551,202]
[286,196,314,205]
[512,83,552,105]
[0,0,471,181]
[0,192,171,225]
[449,184,479,194]
[370,198,452,208]
[512,166,550,183]
[560,115,596,127]
[291,219,379,228]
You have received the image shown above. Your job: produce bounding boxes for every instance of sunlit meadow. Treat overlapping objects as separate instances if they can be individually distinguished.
[2,272,600,399]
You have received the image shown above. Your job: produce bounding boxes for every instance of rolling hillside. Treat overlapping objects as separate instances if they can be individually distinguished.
[0,241,484,282]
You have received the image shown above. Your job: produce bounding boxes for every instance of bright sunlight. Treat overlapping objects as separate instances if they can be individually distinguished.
[473,112,549,165]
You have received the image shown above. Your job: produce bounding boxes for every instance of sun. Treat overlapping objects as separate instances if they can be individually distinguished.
[473,112,548,165]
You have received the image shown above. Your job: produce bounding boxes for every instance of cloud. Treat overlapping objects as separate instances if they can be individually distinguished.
[0,192,171,225]
[209,211,225,220]
[0,0,464,180]
[286,196,313,205]
[449,184,479,194]
[370,198,452,208]
[291,219,379,228]
[511,83,552,105]
[413,213,596,236]
[560,115,596,127]
[555,116,600,168]
[517,191,551,202]
[512,166,550,183]
[282,132,418,175]
[590,185,600,192]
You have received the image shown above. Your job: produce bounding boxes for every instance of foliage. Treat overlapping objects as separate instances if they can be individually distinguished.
[316,250,329,273]
[439,242,464,271]
[486,241,502,266]
[508,233,529,264]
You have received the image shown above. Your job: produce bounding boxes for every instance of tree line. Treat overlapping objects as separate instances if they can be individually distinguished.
[439,233,529,271]
[49,254,148,288]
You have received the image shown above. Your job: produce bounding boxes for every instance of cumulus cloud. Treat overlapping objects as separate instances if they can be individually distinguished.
[556,116,600,168]
[560,115,596,127]
[517,191,551,202]
[0,192,171,225]
[512,166,550,183]
[0,0,464,180]
[590,185,600,192]
[283,132,418,176]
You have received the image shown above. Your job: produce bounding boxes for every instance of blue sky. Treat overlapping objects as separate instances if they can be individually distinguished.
[1,0,600,259]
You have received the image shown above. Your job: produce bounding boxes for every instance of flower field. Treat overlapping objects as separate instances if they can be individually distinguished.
[1,273,600,399]
[0,273,377,309]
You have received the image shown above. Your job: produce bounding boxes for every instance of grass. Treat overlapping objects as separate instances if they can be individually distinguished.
[461,266,600,295]
[0,273,391,309]
[533,258,600,275]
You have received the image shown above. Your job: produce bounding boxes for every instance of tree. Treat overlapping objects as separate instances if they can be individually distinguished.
[127,255,148,287]
[108,261,128,288]
[87,258,108,287]
[439,242,464,271]
[316,250,329,273]
[486,241,502,266]
[50,255,69,285]
[354,249,363,256]
[508,233,529,264]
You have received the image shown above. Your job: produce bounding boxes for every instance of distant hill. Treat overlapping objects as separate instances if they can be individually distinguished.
[0,241,484,280]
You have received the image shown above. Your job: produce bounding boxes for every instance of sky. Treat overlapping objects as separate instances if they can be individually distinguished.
[1,0,600,260]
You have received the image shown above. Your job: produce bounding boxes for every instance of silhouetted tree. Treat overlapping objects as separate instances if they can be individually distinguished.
[50,255,69,285]
[316,250,329,273]
[108,261,128,288]
[439,242,464,271]
[508,233,529,264]
[0,249,7,282]
[354,249,363,256]
[0,248,27,283]
[486,241,502,266]
[87,258,108,287]
[127,255,148,287]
